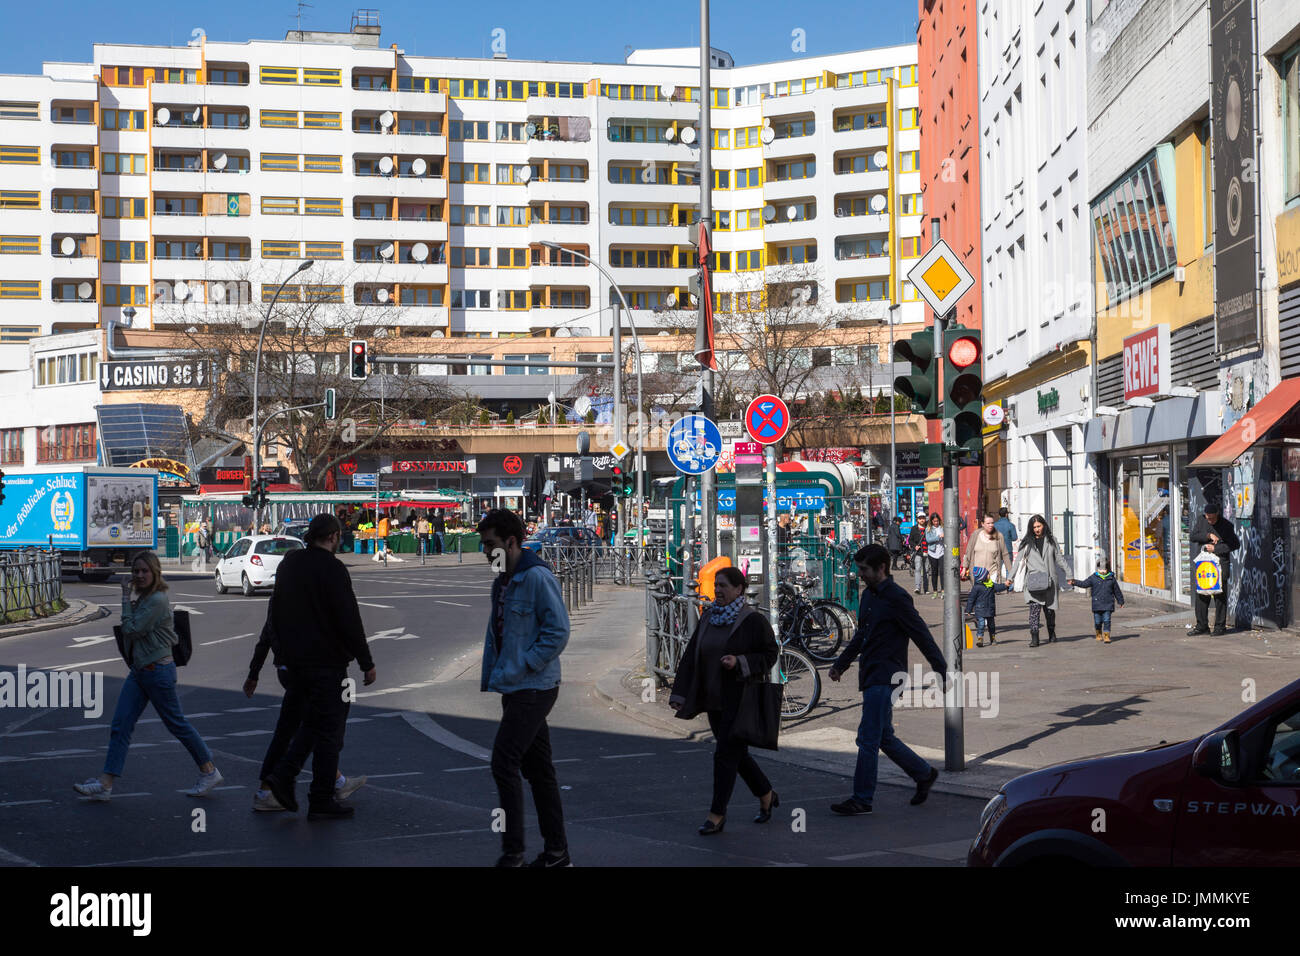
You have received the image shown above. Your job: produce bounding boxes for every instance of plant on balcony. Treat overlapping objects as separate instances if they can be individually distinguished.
[479,409,489,426]
[557,408,568,424]
[506,411,515,425]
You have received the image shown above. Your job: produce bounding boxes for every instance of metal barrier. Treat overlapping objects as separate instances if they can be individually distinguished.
[0,550,64,624]
[533,542,667,589]
[644,570,701,684]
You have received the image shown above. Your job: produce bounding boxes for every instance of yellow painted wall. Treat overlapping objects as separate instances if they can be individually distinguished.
[1279,205,1300,288]
[1095,127,1214,359]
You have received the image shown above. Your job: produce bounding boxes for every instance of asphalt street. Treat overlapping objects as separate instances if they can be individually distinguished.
[0,558,985,867]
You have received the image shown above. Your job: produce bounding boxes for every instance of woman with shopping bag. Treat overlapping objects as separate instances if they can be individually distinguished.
[669,566,780,836]
[1007,514,1074,647]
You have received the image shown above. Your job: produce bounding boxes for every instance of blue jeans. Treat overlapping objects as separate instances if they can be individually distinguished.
[1093,611,1112,630]
[104,663,211,777]
[853,684,933,804]
[434,531,444,554]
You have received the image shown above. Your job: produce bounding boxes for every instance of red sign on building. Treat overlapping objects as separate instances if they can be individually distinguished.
[394,460,469,473]
[1122,325,1171,401]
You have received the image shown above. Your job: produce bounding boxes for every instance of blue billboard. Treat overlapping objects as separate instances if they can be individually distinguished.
[0,472,86,548]
[713,488,827,513]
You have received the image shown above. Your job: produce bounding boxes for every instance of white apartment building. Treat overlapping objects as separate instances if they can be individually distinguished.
[978,0,1095,575]
[0,16,925,358]
[0,331,102,474]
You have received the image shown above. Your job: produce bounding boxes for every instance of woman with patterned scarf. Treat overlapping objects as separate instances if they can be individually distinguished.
[669,566,780,836]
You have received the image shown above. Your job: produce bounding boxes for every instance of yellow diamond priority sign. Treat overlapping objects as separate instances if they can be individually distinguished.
[610,441,630,460]
[907,239,975,317]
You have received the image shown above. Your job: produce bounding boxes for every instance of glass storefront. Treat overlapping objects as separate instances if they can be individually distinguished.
[1112,448,1187,600]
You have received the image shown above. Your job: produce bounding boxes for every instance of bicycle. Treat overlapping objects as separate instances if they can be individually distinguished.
[777,639,820,719]
[777,574,851,663]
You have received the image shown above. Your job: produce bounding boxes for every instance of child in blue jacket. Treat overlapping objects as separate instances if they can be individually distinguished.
[965,567,1010,646]
[1074,557,1125,643]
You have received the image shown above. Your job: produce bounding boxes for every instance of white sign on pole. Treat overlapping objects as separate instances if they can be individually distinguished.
[906,239,975,318]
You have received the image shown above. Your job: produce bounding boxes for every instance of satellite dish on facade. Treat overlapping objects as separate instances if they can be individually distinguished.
[760,126,775,144]
[518,165,532,182]
[664,126,676,141]
[212,152,228,171]
[869,194,887,213]
[174,281,190,301]
[873,150,889,170]
[376,287,390,303]
[155,107,171,125]
[432,329,445,338]
[525,122,537,137]
[411,157,427,176]
[680,126,696,145]
[59,236,77,256]
[379,110,394,129]
[191,107,202,124]
[762,205,776,222]
[412,242,429,262]
[211,283,227,302]
[665,293,678,308]
[378,156,394,175]
[786,205,798,220]
[379,242,395,260]
[77,281,93,300]
[573,395,592,417]
[660,84,675,99]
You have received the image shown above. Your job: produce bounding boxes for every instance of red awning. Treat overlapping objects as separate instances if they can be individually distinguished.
[375,500,458,509]
[197,483,302,495]
[1189,377,1300,468]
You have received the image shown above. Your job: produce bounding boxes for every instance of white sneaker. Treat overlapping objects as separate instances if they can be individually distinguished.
[73,778,111,802]
[185,767,223,797]
[252,789,285,812]
[335,774,367,800]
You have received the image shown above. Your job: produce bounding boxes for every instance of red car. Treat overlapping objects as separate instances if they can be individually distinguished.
[968,679,1300,866]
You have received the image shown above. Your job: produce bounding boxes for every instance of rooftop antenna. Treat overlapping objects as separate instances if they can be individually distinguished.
[295,0,313,41]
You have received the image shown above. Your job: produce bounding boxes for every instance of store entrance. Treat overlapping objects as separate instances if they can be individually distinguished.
[1115,455,1176,598]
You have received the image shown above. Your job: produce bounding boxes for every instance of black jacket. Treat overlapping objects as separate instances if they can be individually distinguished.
[886,523,904,551]
[432,514,446,534]
[270,546,374,672]
[965,580,1009,618]
[669,608,778,720]
[833,576,948,690]
[247,595,282,681]
[1075,572,1125,612]
[1189,515,1239,572]
[907,525,926,551]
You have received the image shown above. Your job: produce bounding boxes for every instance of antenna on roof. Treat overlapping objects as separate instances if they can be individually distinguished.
[294,0,313,41]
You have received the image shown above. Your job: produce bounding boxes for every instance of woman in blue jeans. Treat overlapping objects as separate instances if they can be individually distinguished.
[73,552,221,801]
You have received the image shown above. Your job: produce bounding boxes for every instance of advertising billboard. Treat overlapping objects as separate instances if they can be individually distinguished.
[85,474,157,548]
[0,472,87,549]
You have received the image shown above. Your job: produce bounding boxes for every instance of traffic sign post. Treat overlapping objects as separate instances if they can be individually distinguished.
[667,415,722,475]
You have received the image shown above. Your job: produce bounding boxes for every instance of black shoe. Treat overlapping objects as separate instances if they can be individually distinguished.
[495,852,526,867]
[830,797,873,816]
[307,799,354,820]
[528,850,572,868]
[1047,629,1057,643]
[265,774,298,813]
[698,817,726,835]
[754,790,779,824]
[1211,625,1228,636]
[911,767,939,806]
[1029,629,1040,648]
[1187,626,1210,636]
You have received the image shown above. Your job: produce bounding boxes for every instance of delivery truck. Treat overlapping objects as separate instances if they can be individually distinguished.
[0,467,159,580]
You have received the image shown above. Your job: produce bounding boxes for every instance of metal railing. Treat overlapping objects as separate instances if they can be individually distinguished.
[0,551,64,624]
[644,570,701,683]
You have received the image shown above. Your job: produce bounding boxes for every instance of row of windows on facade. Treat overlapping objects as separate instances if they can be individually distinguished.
[0,423,95,464]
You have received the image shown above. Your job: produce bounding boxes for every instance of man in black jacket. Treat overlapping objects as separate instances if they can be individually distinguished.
[1189,501,1239,635]
[886,516,905,569]
[264,514,376,819]
[828,544,948,816]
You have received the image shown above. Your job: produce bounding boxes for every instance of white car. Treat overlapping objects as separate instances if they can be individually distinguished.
[214,534,304,596]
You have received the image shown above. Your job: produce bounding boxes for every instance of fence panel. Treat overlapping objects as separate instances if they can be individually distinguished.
[0,551,65,624]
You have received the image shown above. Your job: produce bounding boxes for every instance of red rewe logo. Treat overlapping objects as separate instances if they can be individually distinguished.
[503,455,523,475]
[338,461,358,476]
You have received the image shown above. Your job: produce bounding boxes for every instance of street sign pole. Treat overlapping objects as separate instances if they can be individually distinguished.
[765,442,780,681]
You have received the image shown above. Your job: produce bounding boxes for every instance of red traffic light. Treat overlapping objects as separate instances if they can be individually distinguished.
[612,466,623,476]
[352,343,364,354]
[947,336,980,369]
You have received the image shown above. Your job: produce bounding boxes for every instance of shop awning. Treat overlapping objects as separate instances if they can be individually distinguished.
[923,468,942,493]
[1188,378,1300,468]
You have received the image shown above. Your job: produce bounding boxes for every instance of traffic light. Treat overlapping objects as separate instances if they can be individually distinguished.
[0,468,5,507]
[243,478,269,511]
[612,464,632,497]
[349,340,368,380]
[943,325,984,462]
[323,387,337,421]
[894,330,939,418]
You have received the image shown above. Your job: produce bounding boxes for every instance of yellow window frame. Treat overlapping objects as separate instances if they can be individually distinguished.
[0,190,39,209]
[0,280,40,299]
[261,196,300,215]
[0,145,39,164]
[259,66,300,85]
[303,111,342,130]
[898,108,919,130]
[260,110,299,128]
[303,68,341,87]
[305,241,343,260]
[304,197,343,216]
[0,235,39,254]
[303,154,342,174]
[261,153,300,172]
[498,248,528,268]
[261,240,302,259]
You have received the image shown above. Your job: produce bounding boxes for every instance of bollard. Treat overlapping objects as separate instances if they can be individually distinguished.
[585,549,594,602]
[565,564,575,611]
[458,535,463,564]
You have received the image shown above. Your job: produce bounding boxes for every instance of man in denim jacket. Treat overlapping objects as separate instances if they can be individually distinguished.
[478,508,571,868]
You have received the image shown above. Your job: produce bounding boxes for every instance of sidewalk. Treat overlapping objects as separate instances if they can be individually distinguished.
[591,583,1300,801]
[0,599,107,640]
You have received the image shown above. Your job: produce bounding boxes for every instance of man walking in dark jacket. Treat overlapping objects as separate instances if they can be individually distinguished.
[264,514,376,820]
[1189,502,1239,635]
[885,516,905,569]
[828,544,948,815]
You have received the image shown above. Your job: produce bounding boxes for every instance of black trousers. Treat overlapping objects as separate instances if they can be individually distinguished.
[491,687,567,856]
[1194,591,1227,628]
[258,667,308,782]
[927,555,942,591]
[272,665,349,804]
[706,708,773,816]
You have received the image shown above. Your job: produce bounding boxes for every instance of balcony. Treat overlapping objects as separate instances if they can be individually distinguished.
[763,175,818,202]
[608,264,694,288]
[601,181,698,206]
[48,165,98,190]
[391,131,447,154]
[350,261,449,286]
[830,168,889,194]
[762,133,818,159]
[49,252,98,278]
[527,218,597,246]
[526,262,597,287]
[830,126,889,153]
[351,174,446,201]
[831,210,889,233]
[828,254,891,283]
[49,208,98,230]
[602,222,688,246]
[352,215,449,244]
[526,176,591,204]
[47,121,97,145]
[762,217,818,244]
[600,138,695,164]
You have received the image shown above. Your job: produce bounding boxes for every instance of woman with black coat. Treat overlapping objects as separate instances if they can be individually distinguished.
[669,567,780,835]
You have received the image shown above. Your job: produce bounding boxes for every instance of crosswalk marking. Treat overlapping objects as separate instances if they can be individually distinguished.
[225,730,271,737]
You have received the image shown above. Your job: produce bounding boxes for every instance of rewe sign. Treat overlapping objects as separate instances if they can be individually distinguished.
[1122,324,1171,401]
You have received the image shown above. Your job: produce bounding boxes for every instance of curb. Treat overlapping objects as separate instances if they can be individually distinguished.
[592,659,1010,801]
[0,600,109,639]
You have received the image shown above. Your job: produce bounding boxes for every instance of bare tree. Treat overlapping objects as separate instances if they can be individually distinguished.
[161,262,465,490]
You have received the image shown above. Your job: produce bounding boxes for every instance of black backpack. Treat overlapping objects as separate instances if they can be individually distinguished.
[114,609,193,668]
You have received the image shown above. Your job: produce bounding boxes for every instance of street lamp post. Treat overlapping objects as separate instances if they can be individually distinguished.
[251,259,312,525]
[889,303,900,520]
[539,242,647,544]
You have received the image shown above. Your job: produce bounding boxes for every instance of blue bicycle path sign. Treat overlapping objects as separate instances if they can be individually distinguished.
[667,415,722,475]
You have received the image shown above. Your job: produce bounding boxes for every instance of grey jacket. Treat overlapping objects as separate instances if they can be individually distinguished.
[1008,536,1072,610]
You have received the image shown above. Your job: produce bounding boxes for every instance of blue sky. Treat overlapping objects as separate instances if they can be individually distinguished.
[0,0,917,75]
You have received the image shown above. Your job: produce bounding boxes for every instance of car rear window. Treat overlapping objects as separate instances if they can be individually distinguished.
[255,538,305,555]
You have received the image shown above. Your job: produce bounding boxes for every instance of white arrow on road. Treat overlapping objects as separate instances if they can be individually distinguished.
[367,627,420,642]
[173,604,205,616]
[68,634,116,649]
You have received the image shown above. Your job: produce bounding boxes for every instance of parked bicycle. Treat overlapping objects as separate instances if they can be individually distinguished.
[777,573,851,663]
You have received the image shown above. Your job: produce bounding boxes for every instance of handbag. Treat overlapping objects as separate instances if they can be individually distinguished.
[731,680,783,751]
[1012,560,1027,593]
[114,609,193,668]
[1025,570,1051,591]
